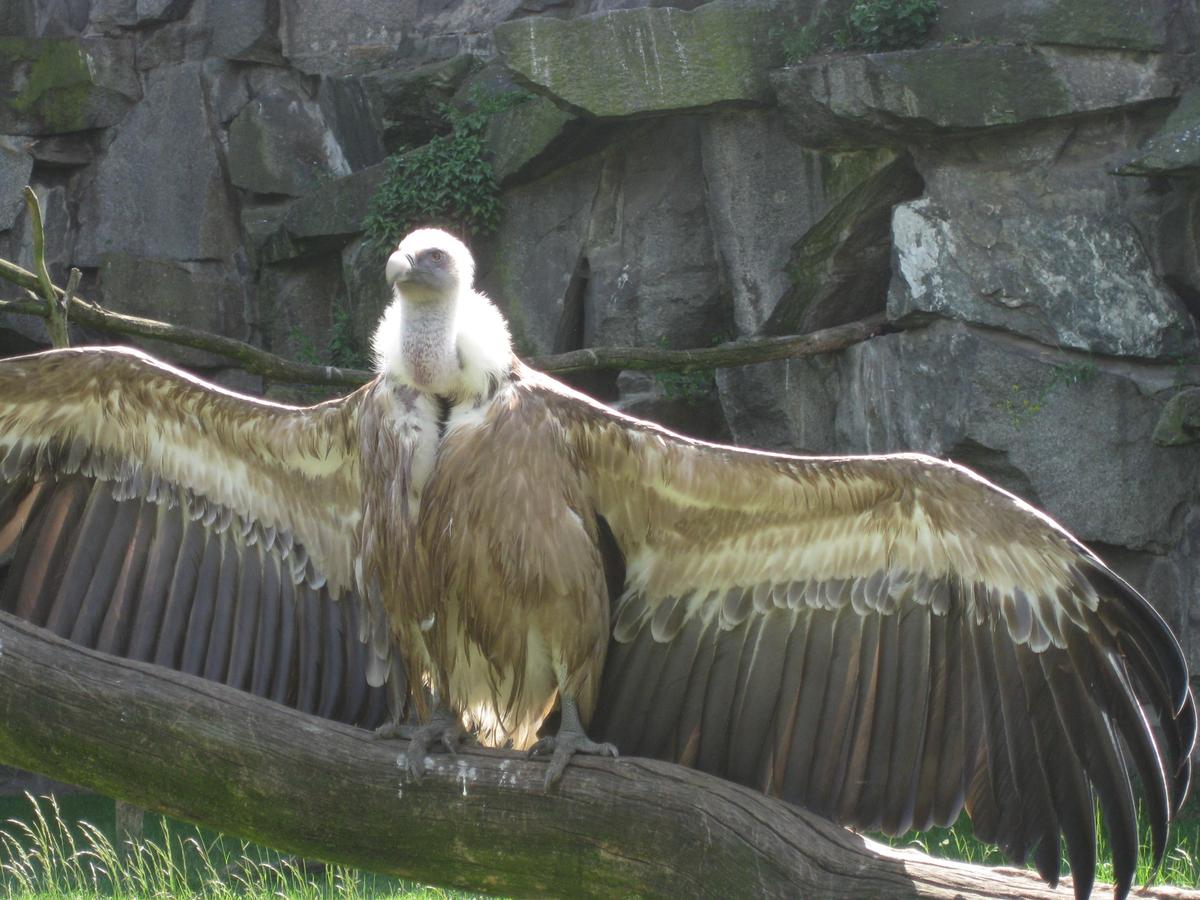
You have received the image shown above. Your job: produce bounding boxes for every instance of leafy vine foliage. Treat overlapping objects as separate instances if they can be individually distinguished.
[842,0,939,51]
[364,88,529,251]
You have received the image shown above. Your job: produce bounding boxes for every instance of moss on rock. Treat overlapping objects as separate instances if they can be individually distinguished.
[495,3,783,118]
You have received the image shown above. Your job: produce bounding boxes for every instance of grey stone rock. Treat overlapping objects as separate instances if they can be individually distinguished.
[717,354,841,453]
[359,54,479,152]
[934,0,1190,52]
[97,254,249,367]
[136,0,192,25]
[581,118,729,352]
[888,135,1198,358]
[75,63,237,265]
[721,320,1200,551]
[201,58,251,125]
[482,117,730,358]
[0,182,73,286]
[698,110,920,337]
[476,149,604,357]
[612,370,731,442]
[0,0,90,37]
[207,0,281,62]
[134,0,211,70]
[258,255,345,367]
[773,153,922,335]
[1118,89,1200,176]
[272,164,384,260]
[280,0,523,75]
[840,322,1200,549]
[28,132,97,167]
[1154,388,1200,445]
[496,2,783,118]
[486,92,575,184]
[772,44,1186,148]
[0,139,33,231]
[699,109,812,335]
[90,0,137,30]
[228,84,352,197]
[0,36,140,135]
[341,236,390,359]
[318,76,386,172]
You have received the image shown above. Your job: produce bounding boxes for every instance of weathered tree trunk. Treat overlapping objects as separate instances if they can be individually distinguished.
[0,612,1187,899]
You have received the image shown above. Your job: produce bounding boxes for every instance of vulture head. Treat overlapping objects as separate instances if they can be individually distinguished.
[385,228,475,304]
[374,228,512,397]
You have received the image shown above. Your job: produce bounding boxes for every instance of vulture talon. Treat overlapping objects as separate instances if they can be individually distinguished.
[532,732,619,791]
[531,696,619,791]
[372,719,413,740]
[402,708,466,781]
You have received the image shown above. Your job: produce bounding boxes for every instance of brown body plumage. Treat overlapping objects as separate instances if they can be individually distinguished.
[0,227,1194,900]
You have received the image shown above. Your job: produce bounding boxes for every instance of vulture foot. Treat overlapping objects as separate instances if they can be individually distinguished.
[528,696,618,790]
[372,718,412,740]
[401,708,468,781]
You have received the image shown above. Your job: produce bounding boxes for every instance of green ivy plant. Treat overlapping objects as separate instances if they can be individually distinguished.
[363,87,529,251]
[839,0,939,52]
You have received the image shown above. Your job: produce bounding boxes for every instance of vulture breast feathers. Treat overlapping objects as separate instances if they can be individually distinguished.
[0,227,1194,900]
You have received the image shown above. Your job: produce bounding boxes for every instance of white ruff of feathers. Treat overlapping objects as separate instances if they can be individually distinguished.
[371,232,513,399]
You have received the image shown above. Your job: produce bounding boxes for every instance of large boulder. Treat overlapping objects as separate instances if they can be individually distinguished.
[255,163,387,263]
[723,320,1200,550]
[0,0,90,37]
[279,0,524,75]
[888,123,1198,359]
[481,117,730,358]
[358,54,479,152]
[934,0,1194,52]
[75,63,238,266]
[1118,88,1200,176]
[699,107,922,336]
[772,44,1187,148]
[486,92,577,184]
[477,148,607,356]
[0,36,140,134]
[496,2,783,118]
[97,253,250,368]
[206,0,281,63]
[227,82,355,197]
[0,139,33,231]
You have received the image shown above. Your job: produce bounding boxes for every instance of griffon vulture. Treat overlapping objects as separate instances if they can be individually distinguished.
[0,228,1193,900]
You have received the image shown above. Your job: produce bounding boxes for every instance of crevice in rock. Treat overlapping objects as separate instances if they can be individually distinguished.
[763,152,924,337]
[552,253,618,401]
[1164,275,1200,334]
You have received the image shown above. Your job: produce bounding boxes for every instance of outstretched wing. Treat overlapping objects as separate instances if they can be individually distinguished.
[0,346,397,727]
[541,371,1195,900]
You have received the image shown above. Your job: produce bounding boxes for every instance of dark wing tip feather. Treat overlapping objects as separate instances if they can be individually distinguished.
[0,469,393,731]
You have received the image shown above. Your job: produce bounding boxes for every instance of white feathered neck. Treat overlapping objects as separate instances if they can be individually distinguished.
[371,286,513,400]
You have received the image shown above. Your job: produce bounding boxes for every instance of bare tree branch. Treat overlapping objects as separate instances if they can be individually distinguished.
[21,187,69,349]
[0,611,1188,899]
[1,254,889,385]
[532,314,890,374]
[0,262,372,387]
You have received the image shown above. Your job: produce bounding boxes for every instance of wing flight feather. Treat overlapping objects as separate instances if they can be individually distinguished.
[536,374,1195,900]
[0,347,396,728]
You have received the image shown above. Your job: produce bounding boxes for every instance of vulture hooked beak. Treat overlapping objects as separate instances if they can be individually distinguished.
[385,251,416,286]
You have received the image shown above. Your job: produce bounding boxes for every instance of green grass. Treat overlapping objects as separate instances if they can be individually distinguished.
[877,798,1200,890]
[2,792,1198,896]
[0,794,476,899]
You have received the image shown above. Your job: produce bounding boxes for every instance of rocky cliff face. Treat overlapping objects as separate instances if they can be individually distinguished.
[2,0,1199,668]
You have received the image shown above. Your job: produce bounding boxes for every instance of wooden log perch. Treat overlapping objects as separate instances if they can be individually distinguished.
[0,254,890,384]
[0,612,1187,899]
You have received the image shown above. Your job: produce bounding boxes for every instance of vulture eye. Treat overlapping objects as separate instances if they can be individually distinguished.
[430,249,446,263]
